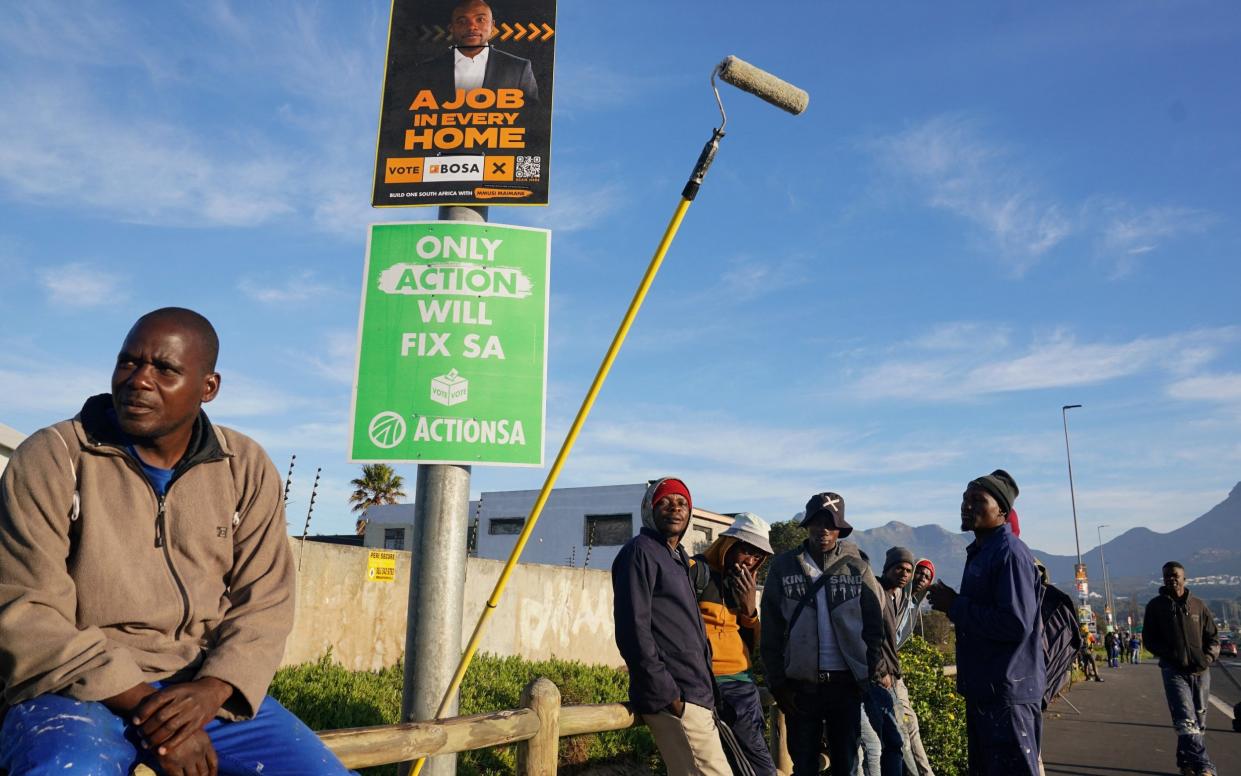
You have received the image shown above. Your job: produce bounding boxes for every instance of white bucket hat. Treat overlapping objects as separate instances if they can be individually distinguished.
[721,512,773,555]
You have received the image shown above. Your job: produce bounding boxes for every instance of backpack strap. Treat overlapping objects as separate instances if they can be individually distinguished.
[787,572,831,633]
[688,555,711,601]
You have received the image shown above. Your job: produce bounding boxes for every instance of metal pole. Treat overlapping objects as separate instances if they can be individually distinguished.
[1097,524,1111,627]
[399,205,484,776]
[1062,404,1084,566]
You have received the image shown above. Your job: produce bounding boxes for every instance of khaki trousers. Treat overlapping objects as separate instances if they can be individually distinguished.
[643,702,733,776]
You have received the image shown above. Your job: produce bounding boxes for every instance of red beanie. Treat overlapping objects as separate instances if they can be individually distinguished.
[915,558,935,582]
[1007,507,1021,537]
[651,478,691,514]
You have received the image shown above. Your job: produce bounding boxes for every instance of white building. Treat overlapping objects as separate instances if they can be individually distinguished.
[0,423,27,477]
[362,483,737,568]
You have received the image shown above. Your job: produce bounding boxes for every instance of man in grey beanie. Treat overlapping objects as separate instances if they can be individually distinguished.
[880,547,934,775]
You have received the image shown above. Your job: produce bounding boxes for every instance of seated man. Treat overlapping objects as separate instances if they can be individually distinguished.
[0,308,352,775]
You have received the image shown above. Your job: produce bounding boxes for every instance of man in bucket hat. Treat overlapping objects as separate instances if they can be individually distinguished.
[760,492,894,775]
[689,513,778,775]
[612,477,731,775]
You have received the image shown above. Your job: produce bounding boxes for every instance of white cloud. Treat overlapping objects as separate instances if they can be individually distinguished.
[0,359,106,413]
[1168,373,1241,404]
[38,261,127,308]
[0,77,295,228]
[1087,199,1214,277]
[301,330,360,385]
[867,115,1211,278]
[845,325,1239,401]
[207,373,315,419]
[868,114,1072,274]
[238,270,338,305]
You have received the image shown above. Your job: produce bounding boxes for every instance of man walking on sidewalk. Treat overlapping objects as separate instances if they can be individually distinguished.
[1143,561,1220,776]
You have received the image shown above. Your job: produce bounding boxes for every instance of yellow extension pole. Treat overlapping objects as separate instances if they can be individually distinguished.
[407,196,694,776]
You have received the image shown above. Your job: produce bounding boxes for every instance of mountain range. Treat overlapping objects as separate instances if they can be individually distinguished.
[846,480,1241,604]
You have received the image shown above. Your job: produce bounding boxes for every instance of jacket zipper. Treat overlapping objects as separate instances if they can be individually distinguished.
[153,494,194,640]
[96,442,219,644]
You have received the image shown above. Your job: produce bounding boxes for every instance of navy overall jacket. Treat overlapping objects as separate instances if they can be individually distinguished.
[949,524,1045,705]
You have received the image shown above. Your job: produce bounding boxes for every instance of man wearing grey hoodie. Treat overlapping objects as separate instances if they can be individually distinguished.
[760,492,894,776]
[612,477,730,775]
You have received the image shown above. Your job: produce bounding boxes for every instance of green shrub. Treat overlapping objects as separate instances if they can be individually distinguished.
[270,652,661,776]
[899,635,967,776]
[272,643,968,775]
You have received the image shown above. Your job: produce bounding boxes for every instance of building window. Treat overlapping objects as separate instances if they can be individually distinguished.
[688,525,713,555]
[489,517,525,535]
[383,528,405,551]
[584,514,632,546]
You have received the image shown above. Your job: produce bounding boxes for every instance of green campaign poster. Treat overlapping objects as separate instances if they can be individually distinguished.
[350,221,549,466]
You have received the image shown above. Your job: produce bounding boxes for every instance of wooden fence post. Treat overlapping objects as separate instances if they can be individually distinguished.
[517,677,561,776]
[769,703,794,775]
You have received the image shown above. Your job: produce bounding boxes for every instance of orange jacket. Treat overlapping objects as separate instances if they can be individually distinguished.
[691,536,760,677]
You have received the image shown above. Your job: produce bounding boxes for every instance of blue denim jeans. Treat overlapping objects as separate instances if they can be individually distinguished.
[859,684,905,776]
[1160,666,1215,772]
[0,692,355,776]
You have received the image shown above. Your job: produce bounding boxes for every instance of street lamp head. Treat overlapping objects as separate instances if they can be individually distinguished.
[1063,404,1082,411]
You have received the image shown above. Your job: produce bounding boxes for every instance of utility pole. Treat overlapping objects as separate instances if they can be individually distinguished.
[1097,524,1112,629]
[400,205,484,776]
[1062,404,1088,607]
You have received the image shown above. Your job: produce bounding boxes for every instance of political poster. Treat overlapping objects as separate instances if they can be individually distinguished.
[373,0,556,207]
[350,221,549,466]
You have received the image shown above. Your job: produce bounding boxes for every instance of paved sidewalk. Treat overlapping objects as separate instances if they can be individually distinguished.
[1042,661,1239,775]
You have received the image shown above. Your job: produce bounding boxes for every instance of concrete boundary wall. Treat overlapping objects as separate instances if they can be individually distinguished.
[283,538,624,671]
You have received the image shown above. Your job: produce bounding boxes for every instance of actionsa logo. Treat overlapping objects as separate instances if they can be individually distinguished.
[368,411,407,449]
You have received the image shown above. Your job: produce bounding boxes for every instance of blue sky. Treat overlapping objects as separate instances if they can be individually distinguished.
[2,1,1239,556]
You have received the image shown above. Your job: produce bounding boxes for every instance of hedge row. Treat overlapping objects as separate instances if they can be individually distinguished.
[271,637,966,775]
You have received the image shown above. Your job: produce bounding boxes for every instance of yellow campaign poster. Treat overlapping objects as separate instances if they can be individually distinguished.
[367,550,398,583]
[373,0,557,207]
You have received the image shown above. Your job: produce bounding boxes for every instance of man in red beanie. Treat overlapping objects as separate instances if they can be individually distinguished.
[612,478,731,775]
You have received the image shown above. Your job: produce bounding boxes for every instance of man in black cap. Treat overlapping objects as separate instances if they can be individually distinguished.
[760,492,894,775]
[927,470,1044,776]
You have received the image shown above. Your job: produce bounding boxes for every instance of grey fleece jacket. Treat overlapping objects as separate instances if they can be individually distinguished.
[760,540,890,688]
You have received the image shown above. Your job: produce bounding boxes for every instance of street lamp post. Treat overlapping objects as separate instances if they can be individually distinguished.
[1062,404,1087,604]
[1097,524,1112,628]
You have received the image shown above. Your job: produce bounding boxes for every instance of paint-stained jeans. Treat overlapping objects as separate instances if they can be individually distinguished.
[964,700,1041,776]
[1160,666,1215,773]
[0,691,355,776]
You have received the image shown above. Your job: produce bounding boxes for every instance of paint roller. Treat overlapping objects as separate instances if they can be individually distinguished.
[406,58,807,776]
[683,55,809,200]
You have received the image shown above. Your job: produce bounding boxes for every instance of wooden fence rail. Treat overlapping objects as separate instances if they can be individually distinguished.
[133,667,960,774]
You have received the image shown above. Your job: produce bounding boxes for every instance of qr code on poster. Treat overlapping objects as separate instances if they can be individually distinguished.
[516,155,541,180]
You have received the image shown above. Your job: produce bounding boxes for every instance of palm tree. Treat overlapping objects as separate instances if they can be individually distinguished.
[349,464,407,534]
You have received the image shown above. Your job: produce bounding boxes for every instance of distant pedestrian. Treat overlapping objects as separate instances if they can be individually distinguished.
[927,469,1044,776]
[760,492,894,776]
[689,512,779,776]
[1079,641,1102,682]
[612,477,731,775]
[1104,631,1120,668]
[1129,633,1142,664]
[1143,561,1220,776]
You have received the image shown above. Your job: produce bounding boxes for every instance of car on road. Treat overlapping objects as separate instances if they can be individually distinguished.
[1220,637,1238,658]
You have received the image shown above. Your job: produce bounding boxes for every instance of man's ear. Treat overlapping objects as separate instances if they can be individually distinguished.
[201,372,221,404]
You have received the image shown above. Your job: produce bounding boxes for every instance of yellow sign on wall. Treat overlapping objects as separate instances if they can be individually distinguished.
[367,550,397,583]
